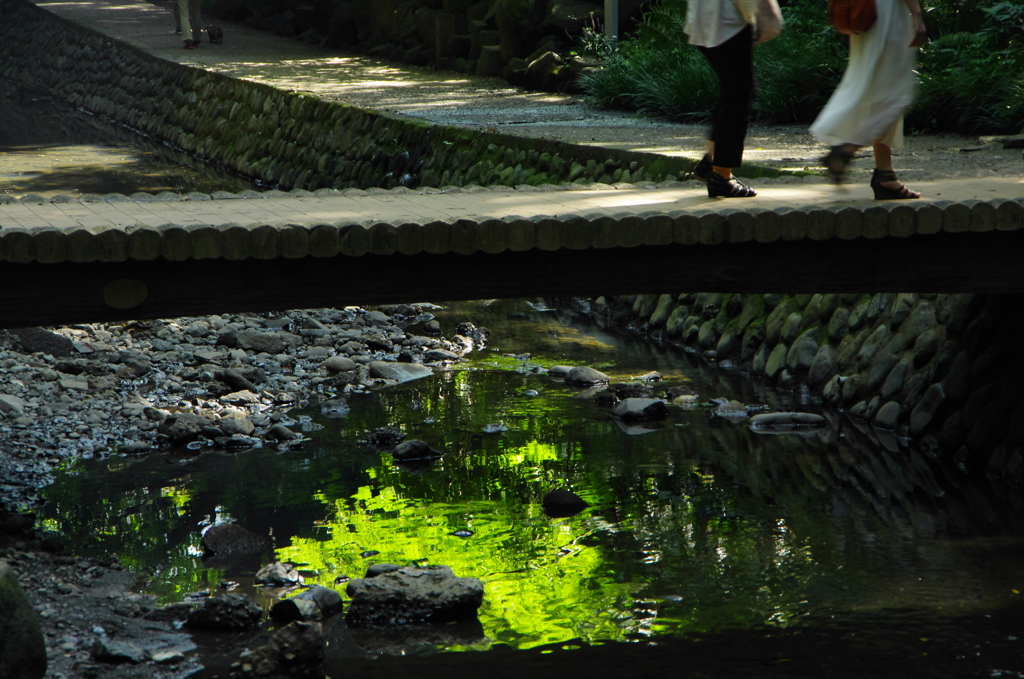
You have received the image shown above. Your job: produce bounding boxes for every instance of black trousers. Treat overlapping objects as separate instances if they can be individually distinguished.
[697,25,756,169]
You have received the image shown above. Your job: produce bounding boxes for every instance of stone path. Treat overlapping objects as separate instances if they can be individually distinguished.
[1,176,1023,236]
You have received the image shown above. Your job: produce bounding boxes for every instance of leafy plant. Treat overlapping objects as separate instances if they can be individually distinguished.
[579,0,1024,135]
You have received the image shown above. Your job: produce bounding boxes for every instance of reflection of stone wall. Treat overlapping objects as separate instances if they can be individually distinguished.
[590,292,1024,486]
[0,0,688,191]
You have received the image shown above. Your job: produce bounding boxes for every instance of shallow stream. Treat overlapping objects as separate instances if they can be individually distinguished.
[37,300,1024,677]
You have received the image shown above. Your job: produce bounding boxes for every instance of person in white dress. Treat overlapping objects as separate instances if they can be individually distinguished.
[810,0,928,199]
[685,0,759,198]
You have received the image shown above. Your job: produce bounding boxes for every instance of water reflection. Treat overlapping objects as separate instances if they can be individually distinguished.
[39,300,1024,661]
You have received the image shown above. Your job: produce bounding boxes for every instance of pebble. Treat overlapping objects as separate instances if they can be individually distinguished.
[0,305,485,511]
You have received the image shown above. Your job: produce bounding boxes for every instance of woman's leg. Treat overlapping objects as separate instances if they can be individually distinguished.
[698,25,755,178]
[871,141,920,198]
[176,0,192,42]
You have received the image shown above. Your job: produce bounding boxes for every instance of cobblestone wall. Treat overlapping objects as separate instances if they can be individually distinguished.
[0,0,692,191]
[588,291,1024,490]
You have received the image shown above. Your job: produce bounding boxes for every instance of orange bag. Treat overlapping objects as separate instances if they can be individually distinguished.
[828,0,877,35]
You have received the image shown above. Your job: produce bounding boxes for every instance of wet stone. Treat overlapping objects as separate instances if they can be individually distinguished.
[187,594,262,631]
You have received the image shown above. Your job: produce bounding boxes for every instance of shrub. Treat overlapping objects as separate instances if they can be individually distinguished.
[580,0,1024,135]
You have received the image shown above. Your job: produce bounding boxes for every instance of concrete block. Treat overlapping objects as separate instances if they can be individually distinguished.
[861,205,889,239]
[450,218,480,255]
[995,199,1023,231]
[505,218,537,252]
[915,203,943,235]
[778,208,808,241]
[250,224,280,259]
[697,211,726,245]
[66,228,101,263]
[969,200,997,232]
[671,211,700,245]
[749,208,779,243]
[588,215,619,249]
[887,204,916,237]
[420,220,451,254]
[126,227,162,261]
[614,212,646,248]
[805,209,835,241]
[221,224,254,261]
[395,221,425,255]
[561,216,592,250]
[477,218,508,254]
[724,210,755,243]
[834,206,862,240]
[189,224,223,260]
[338,223,369,257]
[535,217,563,252]
[159,225,192,261]
[363,222,398,256]
[643,213,674,246]
[279,224,311,259]
[941,201,970,233]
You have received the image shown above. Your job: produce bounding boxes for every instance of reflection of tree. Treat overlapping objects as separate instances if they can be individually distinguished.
[40,299,1024,649]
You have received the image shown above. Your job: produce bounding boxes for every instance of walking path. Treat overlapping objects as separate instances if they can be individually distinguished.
[1,0,1020,236]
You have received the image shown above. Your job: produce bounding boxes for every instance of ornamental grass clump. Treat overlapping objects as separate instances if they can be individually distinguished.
[579,0,1024,135]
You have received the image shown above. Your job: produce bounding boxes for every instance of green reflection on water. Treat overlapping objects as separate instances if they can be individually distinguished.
[38,300,1024,653]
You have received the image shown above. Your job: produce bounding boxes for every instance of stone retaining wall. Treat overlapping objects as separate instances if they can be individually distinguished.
[587,291,1024,488]
[0,0,696,192]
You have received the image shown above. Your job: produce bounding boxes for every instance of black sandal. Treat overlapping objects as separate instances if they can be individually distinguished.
[821,145,856,184]
[707,171,756,198]
[870,169,920,200]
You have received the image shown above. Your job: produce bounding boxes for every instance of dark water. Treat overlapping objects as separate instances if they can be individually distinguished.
[0,80,255,198]
[39,300,1024,677]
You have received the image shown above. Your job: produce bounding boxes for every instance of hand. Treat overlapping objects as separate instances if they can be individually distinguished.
[909,15,927,47]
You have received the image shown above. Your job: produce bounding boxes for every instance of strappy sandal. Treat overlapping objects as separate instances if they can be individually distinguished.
[821,145,856,184]
[870,169,921,200]
[706,171,756,198]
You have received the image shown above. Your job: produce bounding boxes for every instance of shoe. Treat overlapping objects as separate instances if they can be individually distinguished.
[694,155,713,182]
[175,27,182,34]
[821,145,856,184]
[706,171,756,198]
[870,169,920,200]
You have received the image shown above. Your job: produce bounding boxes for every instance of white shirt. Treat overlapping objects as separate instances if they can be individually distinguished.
[685,0,749,48]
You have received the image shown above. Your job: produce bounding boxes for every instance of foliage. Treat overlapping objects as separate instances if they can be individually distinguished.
[579,0,1024,135]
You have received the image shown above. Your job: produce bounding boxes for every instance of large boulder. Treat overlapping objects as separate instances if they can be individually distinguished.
[187,594,262,631]
[0,561,46,679]
[392,439,443,461]
[748,412,827,430]
[611,398,669,422]
[233,621,324,678]
[255,562,303,587]
[346,565,484,627]
[368,361,433,383]
[542,488,588,518]
[270,586,343,622]
[158,412,216,443]
[202,523,272,558]
[563,366,609,386]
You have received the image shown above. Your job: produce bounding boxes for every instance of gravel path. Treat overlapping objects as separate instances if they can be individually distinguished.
[37,0,1024,186]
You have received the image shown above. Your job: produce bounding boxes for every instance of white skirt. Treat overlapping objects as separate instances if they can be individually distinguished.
[810,0,918,149]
